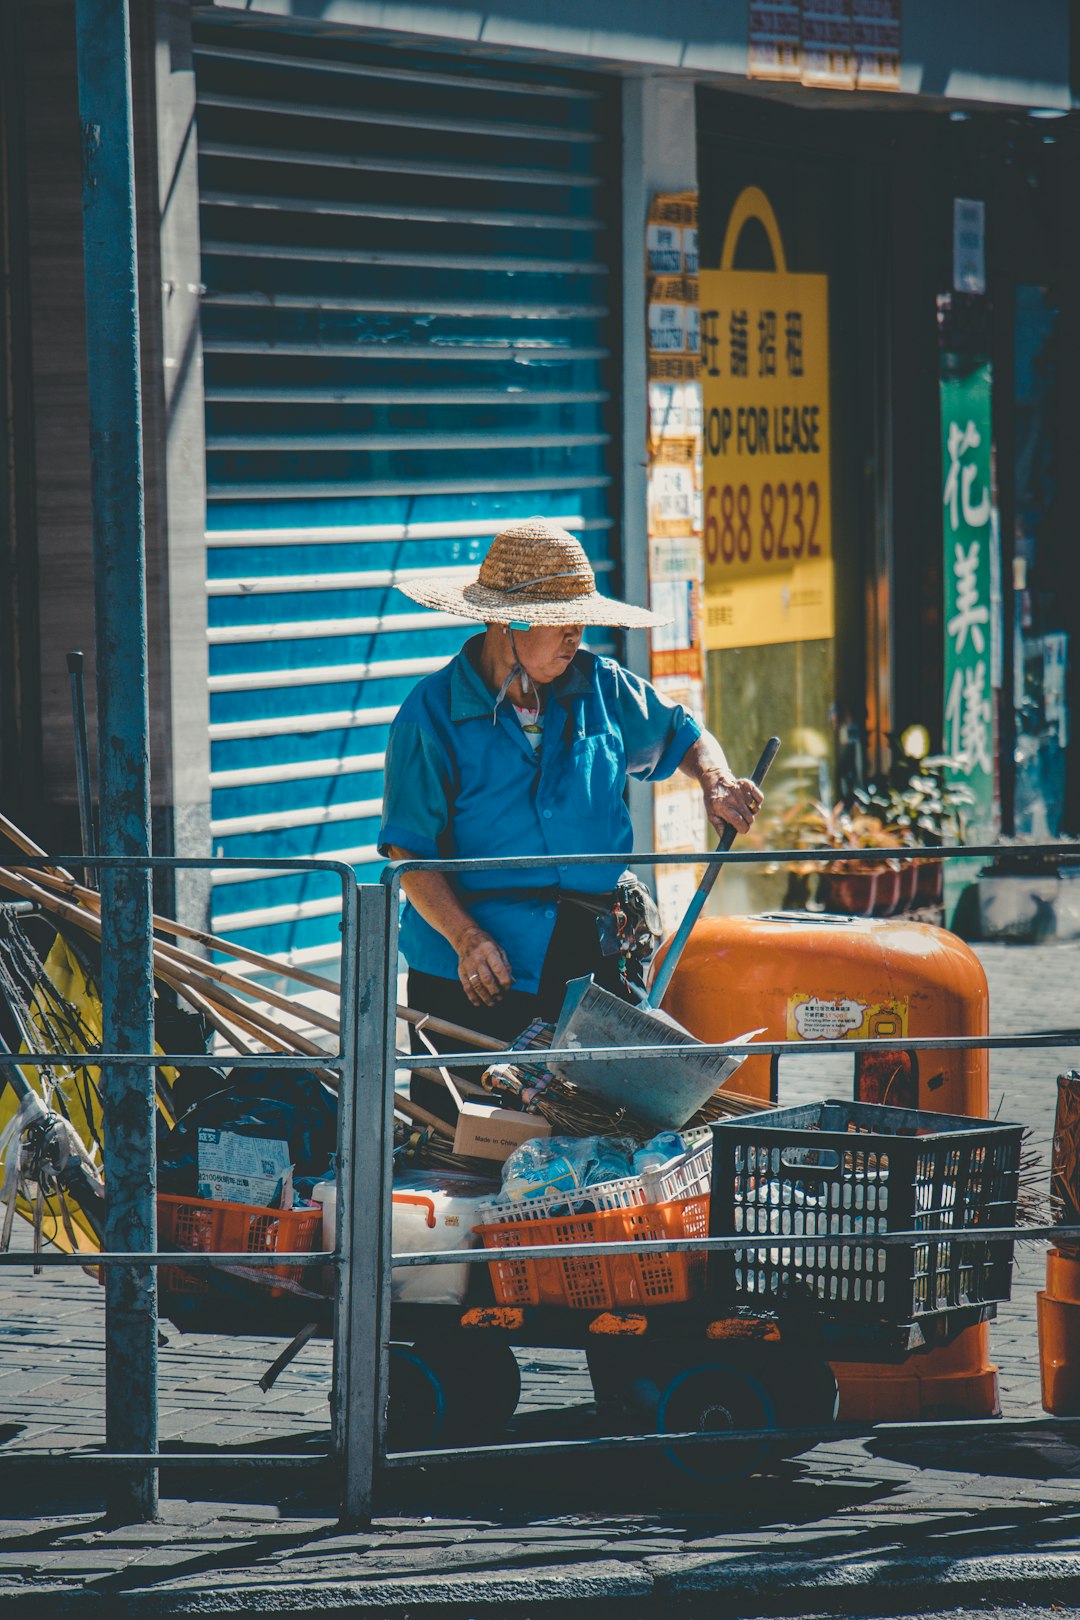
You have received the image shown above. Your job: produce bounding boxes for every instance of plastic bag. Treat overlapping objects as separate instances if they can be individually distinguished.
[500,1134,639,1201]
[632,1131,687,1176]
[158,1067,337,1198]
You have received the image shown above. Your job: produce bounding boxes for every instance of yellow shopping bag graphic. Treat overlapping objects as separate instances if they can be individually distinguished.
[700,186,834,651]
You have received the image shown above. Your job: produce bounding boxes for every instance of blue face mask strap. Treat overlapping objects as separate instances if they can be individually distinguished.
[492,625,538,723]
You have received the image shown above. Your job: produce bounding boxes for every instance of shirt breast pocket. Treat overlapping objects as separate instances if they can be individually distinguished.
[567,733,623,817]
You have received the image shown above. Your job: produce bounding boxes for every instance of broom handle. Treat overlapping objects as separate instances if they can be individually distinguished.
[66,651,96,889]
[646,736,780,1010]
[0,865,508,1075]
[0,817,507,1054]
[0,813,338,991]
[0,812,76,885]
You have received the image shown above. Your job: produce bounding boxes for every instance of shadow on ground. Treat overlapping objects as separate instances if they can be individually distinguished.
[869,1423,1080,1480]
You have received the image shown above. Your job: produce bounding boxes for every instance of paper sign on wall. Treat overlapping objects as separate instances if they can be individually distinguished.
[700,186,834,650]
[750,0,901,91]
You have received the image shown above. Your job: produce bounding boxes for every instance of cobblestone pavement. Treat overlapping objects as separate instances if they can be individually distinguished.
[1,940,1079,1615]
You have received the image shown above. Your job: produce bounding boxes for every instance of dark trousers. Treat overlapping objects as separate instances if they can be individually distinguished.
[406,899,630,1122]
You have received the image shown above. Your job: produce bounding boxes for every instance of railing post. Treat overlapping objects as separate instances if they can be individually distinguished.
[337,883,393,1523]
[74,0,156,1522]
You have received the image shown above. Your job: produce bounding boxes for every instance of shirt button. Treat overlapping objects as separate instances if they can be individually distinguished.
[542,809,553,819]
[545,908,556,919]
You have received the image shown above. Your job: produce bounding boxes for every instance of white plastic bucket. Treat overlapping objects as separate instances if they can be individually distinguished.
[312,1171,497,1305]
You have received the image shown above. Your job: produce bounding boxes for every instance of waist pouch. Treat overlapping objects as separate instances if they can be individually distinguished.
[460,879,663,986]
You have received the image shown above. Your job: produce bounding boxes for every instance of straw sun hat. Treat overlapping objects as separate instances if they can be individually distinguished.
[397,519,664,629]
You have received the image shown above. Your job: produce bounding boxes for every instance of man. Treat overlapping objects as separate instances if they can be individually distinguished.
[378,518,763,1092]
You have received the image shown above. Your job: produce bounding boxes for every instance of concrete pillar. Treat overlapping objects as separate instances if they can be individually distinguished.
[621,76,698,851]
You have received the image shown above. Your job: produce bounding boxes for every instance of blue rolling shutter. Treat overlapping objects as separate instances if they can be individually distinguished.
[193,19,620,966]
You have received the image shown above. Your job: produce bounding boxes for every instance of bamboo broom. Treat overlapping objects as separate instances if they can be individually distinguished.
[0,811,766,1131]
[0,822,507,1054]
[0,860,767,1132]
[0,861,462,1146]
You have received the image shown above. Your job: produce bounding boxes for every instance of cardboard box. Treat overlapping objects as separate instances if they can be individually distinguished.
[441,1071,552,1163]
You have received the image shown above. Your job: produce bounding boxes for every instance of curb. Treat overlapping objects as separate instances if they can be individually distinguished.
[4,1548,1080,1617]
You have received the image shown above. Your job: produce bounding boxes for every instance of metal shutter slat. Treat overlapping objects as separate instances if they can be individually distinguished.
[202,294,606,318]
[206,388,609,405]
[201,191,604,231]
[208,613,462,645]
[206,475,613,501]
[208,656,457,695]
[211,752,384,790]
[205,516,613,547]
[203,241,608,275]
[197,92,601,144]
[211,799,383,838]
[193,41,601,101]
[199,140,601,190]
[196,19,618,956]
[206,433,610,452]
[201,342,607,361]
[210,708,401,742]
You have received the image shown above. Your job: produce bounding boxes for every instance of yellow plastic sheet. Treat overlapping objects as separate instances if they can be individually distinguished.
[0,930,175,1253]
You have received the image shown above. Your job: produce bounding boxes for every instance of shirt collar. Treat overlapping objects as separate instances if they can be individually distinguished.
[449,634,591,722]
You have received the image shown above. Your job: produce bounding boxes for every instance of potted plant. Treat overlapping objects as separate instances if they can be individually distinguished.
[853,728,975,909]
[773,728,974,917]
[815,807,907,917]
[773,798,906,917]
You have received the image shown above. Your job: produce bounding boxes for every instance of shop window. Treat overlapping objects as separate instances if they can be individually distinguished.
[1013,285,1067,839]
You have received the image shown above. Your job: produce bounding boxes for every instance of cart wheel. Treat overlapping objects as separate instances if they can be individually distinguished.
[654,1352,779,1482]
[387,1343,447,1450]
[388,1335,520,1450]
[449,1335,521,1437]
[758,1349,839,1432]
[587,1342,784,1481]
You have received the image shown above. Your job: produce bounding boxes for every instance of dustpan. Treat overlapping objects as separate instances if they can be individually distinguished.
[550,976,762,1130]
[547,737,780,1131]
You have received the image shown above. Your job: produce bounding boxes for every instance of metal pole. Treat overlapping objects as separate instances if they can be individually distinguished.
[339,883,393,1524]
[66,651,97,887]
[74,0,157,1523]
[331,878,357,1465]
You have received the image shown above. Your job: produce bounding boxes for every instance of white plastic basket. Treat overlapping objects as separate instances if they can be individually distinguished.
[476,1173,647,1228]
[640,1136,713,1204]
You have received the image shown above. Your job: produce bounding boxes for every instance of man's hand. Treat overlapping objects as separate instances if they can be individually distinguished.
[677,733,765,841]
[455,926,514,1008]
[700,769,764,839]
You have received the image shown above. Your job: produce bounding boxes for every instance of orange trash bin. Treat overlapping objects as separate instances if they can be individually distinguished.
[1038,1249,1080,1414]
[658,911,998,1419]
[1037,1073,1080,1415]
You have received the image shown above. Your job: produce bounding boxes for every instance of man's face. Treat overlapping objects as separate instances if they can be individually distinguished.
[515,623,584,685]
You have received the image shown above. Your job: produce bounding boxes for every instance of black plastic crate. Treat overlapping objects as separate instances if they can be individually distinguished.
[709,1100,1023,1325]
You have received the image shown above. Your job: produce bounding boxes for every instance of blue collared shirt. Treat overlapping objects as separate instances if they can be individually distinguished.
[378,636,701,992]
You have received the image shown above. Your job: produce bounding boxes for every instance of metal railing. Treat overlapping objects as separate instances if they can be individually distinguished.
[376,842,1080,1488]
[1,842,1080,1520]
[0,855,380,1519]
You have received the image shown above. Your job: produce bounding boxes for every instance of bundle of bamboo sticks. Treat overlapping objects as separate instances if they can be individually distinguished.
[0,812,495,1147]
[0,810,771,1153]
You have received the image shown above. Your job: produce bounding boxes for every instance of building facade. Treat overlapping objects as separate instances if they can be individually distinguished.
[0,0,1075,962]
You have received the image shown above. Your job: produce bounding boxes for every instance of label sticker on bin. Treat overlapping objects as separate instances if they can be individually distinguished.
[787,994,908,1042]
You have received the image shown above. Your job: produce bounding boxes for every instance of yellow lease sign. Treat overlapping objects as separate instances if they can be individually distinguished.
[700,187,833,650]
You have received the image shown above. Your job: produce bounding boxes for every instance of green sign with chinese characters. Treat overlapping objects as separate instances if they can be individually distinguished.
[941,359,997,919]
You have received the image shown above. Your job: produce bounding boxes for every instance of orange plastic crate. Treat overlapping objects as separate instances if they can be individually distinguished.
[478,1194,709,1309]
[157,1193,322,1302]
